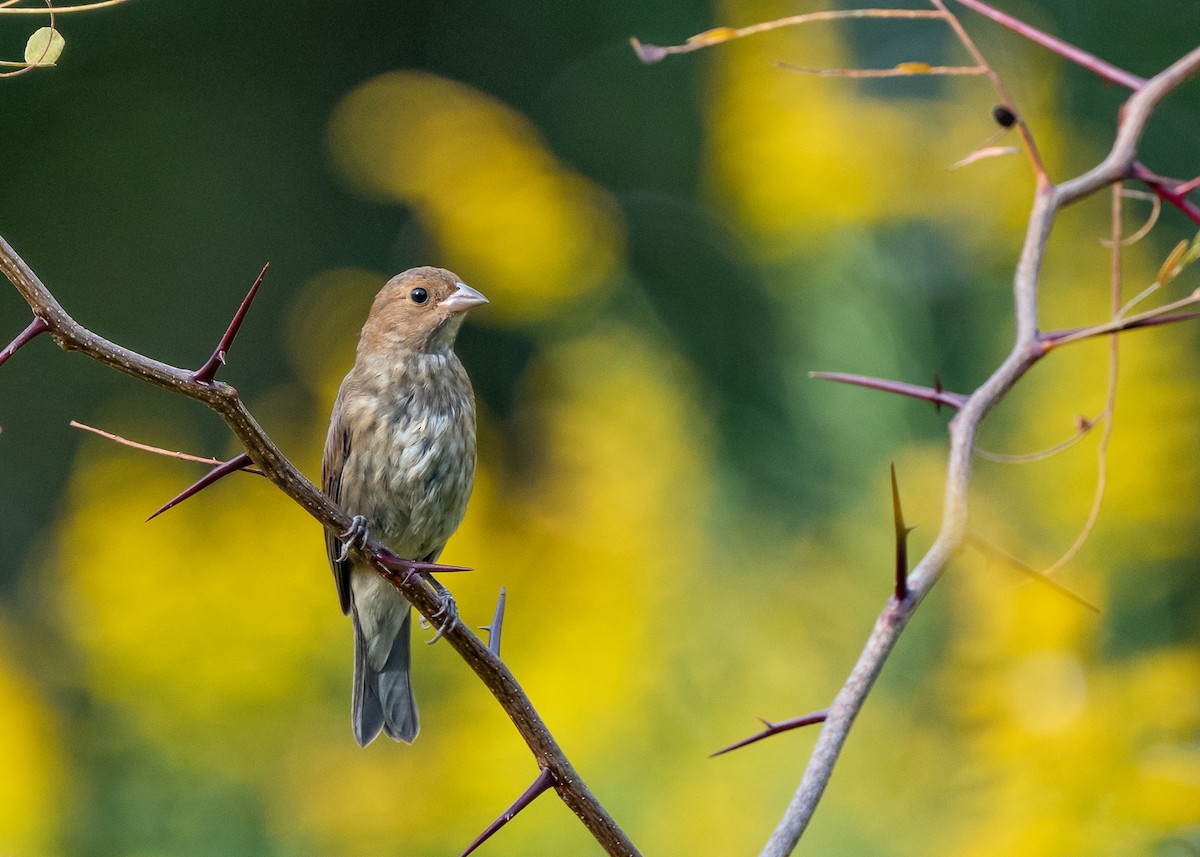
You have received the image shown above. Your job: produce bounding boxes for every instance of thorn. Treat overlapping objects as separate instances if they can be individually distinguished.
[192,263,269,384]
[0,316,49,369]
[482,587,507,656]
[932,373,944,414]
[891,463,910,602]
[147,452,253,521]
[459,768,557,857]
[374,550,473,576]
[711,709,829,757]
[810,371,968,410]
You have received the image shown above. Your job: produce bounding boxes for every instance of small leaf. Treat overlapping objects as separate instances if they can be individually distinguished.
[1183,231,1200,267]
[24,27,65,67]
[895,61,933,74]
[686,27,739,47]
[1156,239,1189,286]
[629,37,668,64]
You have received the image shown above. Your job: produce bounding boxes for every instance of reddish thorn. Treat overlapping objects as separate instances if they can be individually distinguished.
[374,550,473,576]
[192,263,269,384]
[711,709,829,757]
[810,371,968,410]
[147,453,253,521]
[0,316,49,369]
[460,768,557,857]
[891,463,910,602]
[1176,176,1200,196]
[1132,163,1200,227]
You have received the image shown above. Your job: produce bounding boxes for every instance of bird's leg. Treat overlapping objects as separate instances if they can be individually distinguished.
[337,515,371,562]
[421,571,459,644]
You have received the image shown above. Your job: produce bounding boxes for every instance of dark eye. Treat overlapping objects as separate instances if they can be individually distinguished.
[410,287,428,304]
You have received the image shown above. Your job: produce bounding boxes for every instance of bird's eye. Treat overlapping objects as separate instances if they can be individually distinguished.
[410,288,429,304]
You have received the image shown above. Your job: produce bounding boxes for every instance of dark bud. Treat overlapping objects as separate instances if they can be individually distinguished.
[992,105,1017,128]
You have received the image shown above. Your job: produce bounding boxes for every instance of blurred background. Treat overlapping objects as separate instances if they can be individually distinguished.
[2,0,1199,855]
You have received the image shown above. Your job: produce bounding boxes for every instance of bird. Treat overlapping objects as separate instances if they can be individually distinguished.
[322,266,487,746]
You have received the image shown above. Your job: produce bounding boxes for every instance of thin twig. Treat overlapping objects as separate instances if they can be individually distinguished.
[711,710,830,758]
[774,60,984,78]
[0,0,129,13]
[1041,184,1124,576]
[951,0,1147,90]
[630,9,945,64]
[930,0,1049,185]
[69,420,267,471]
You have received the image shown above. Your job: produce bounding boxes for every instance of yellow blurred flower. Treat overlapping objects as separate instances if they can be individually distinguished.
[328,70,624,324]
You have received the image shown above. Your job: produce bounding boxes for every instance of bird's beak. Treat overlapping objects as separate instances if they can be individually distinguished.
[439,282,489,313]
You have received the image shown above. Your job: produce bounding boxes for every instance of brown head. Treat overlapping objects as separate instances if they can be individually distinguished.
[357,267,488,356]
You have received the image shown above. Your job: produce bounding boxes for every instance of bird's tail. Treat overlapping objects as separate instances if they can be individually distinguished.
[351,604,419,746]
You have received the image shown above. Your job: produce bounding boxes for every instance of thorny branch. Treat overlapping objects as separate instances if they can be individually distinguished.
[758,35,1200,857]
[0,236,639,857]
[632,1,1200,854]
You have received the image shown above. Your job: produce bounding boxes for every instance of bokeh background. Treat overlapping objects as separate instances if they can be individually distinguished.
[2,1,1199,855]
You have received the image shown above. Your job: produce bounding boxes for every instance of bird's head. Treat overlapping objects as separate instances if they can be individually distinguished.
[359,267,488,355]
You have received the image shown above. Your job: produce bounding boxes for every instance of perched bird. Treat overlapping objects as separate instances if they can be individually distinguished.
[322,267,487,746]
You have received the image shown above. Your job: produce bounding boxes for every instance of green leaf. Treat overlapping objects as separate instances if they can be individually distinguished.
[24,27,65,67]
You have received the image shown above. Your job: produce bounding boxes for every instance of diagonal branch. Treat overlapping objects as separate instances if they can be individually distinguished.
[0,234,639,857]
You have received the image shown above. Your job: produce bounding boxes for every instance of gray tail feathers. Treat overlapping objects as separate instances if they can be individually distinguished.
[351,605,419,746]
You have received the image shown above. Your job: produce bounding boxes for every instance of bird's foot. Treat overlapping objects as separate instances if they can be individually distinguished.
[337,515,370,562]
[422,576,459,645]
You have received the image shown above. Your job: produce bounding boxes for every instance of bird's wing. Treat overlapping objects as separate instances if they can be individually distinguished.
[322,410,354,616]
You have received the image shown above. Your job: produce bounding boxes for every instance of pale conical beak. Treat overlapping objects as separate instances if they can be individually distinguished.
[439,282,489,313]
